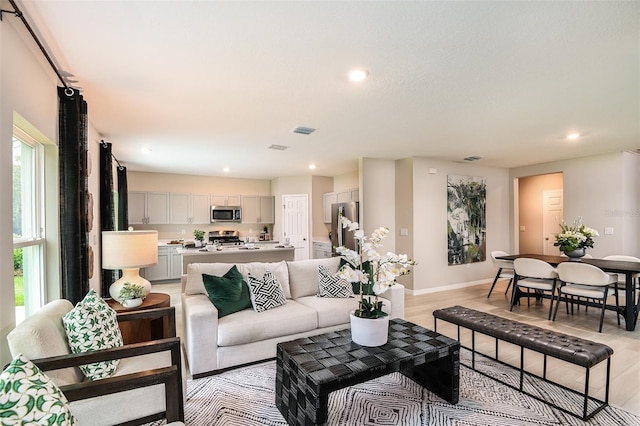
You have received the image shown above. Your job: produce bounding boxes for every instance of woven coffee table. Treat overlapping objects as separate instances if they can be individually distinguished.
[275,318,460,425]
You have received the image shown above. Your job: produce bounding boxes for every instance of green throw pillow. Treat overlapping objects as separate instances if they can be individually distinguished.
[62,289,123,380]
[0,354,76,425]
[202,265,252,318]
[338,258,375,295]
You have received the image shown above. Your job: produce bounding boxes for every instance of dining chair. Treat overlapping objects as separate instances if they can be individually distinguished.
[510,258,558,319]
[553,262,620,332]
[602,255,640,303]
[487,250,514,298]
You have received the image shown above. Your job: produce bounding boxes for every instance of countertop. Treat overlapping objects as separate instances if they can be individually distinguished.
[177,245,294,255]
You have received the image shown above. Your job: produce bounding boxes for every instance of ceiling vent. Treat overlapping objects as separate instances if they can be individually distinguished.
[269,144,289,151]
[463,156,482,162]
[292,126,316,135]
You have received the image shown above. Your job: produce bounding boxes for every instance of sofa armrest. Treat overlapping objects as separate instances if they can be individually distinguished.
[32,337,184,424]
[380,283,405,319]
[181,293,219,377]
[181,274,188,293]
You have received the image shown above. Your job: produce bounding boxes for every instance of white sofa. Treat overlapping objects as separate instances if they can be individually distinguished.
[181,257,405,377]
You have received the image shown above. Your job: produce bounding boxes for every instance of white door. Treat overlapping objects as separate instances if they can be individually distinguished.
[542,190,563,255]
[283,194,309,261]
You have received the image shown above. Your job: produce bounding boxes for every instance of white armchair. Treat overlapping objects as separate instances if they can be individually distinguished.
[6,300,185,426]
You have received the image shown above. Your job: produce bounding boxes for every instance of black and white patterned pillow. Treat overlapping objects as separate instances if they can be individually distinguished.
[247,270,287,312]
[0,354,76,425]
[317,265,354,298]
[62,289,123,380]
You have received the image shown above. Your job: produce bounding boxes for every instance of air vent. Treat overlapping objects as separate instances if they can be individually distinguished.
[292,126,316,135]
[463,156,482,162]
[269,144,289,151]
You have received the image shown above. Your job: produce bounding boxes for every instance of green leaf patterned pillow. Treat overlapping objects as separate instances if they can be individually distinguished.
[0,353,76,425]
[62,289,123,380]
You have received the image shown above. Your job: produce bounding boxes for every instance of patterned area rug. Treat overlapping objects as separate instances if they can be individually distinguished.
[150,351,640,425]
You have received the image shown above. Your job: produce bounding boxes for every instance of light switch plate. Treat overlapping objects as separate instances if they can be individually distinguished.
[400,228,409,236]
[604,227,614,235]
[519,225,526,231]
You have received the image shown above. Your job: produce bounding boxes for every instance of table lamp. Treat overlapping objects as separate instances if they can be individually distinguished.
[102,229,158,303]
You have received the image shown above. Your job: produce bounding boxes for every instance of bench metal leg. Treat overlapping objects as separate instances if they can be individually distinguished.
[519,347,524,391]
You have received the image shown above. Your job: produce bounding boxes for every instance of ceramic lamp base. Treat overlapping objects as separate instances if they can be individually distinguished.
[109,268,152,303]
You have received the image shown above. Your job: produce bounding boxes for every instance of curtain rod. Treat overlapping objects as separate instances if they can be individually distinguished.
[101,140,124,169]
[2,0,73,94]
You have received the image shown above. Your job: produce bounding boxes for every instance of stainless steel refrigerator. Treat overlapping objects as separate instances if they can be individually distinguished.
[330,201,359,255]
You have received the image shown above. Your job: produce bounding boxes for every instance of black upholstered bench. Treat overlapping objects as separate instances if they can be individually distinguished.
[433,305,613,421]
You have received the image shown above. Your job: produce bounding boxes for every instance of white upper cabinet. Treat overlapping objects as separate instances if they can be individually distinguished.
[241,195,275,223]
[170,193,210,224]
[129,191,170,224]
[211,194,241,207]
[322,189,358,223]
[322,192,338,223]
[190,193,211,224]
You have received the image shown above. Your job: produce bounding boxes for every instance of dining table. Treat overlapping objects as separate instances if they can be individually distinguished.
[496,254,640,331]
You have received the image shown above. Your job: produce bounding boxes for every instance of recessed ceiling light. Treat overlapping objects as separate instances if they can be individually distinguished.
[223,167,230,173]
[348,69,368,82]
[141,148,152,154]
[567,133,580,140]
[309,164,317,170]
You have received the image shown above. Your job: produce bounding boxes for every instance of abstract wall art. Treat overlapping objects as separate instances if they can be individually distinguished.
[447,175,486,265]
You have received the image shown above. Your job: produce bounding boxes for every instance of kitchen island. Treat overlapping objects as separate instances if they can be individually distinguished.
[177,245,295,274]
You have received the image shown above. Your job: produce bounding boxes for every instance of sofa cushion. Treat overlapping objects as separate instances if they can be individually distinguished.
[317,265,354,298]
[296,295,392,328]
[202,265,252,318]
[6,300,83,386]
[287,257,341,299]
[217,301,317,346]
[0,354,76,425]
[62,290,123,380]
[185,261,292,299]
[247,270,287,312]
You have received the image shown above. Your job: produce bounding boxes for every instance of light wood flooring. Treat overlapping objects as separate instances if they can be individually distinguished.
[152,279,640,416]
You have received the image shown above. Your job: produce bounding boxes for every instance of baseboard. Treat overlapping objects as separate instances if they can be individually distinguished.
[405,279,493,296]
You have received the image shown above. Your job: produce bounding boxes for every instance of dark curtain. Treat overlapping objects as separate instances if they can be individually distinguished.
[117,166,129,230]
[58,87,89,304]
[100,142,117,297]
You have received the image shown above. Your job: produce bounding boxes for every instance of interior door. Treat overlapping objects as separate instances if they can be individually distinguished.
[282,194,309,261]
[542,190,563,255]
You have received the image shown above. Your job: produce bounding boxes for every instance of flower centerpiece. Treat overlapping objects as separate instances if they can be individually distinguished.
[553,217,598,260]
[335,215,415,345]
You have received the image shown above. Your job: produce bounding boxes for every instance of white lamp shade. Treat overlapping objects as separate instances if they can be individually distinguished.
[102,230,158,269]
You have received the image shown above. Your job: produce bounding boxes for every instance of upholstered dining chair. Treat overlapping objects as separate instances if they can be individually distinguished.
[487,250,515,298]
[553,262,620,332]
[602,255,640,304]
[510,258,559,319]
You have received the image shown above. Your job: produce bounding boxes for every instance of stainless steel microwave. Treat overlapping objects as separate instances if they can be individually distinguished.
[211,206,241,223]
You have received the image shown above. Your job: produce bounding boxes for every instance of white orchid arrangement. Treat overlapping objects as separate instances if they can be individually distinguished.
[554,217,599,252]
[336,216,415,319]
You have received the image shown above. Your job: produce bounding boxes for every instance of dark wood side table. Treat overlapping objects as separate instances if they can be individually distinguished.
[106,292,171,344]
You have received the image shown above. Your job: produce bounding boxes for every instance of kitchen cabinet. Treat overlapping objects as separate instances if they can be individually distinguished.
[241,195,275,223]
[313,241,332,259]
[144,245,182,281]
[323,193,338,223]
[211,194,241,207]
[322,189,358,223]
[170,193,210,224]
[128,191,170,224]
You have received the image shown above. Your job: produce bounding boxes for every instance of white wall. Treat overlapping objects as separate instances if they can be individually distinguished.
[510,152,639,258]
[360,158,396,251]
[409,158,510,293]
[1,15,59,365]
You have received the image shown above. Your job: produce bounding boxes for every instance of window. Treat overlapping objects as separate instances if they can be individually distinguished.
[13,127,45,323]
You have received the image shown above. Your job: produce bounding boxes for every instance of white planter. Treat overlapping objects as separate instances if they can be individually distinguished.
[349,311,389,347]
[121,298,143,309]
